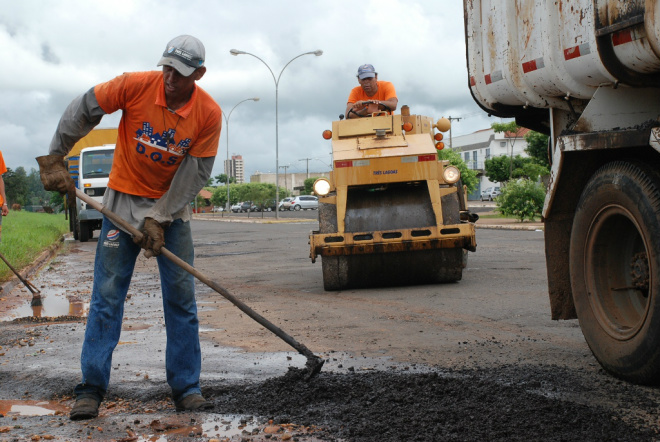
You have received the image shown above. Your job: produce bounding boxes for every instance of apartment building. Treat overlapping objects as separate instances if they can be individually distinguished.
[224,155,245,184]
[450,127,530,199]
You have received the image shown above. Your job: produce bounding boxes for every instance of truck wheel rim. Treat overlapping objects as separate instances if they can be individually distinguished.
[584,204,651,340]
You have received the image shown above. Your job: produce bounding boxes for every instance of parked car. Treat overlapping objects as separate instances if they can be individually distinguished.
[279,197,294,211]
[481,186,501,201]
[231,202,242,213]
[262,199,277,212]
[240,201,258,212]
[212,206,224,212]
[289,195,318,211]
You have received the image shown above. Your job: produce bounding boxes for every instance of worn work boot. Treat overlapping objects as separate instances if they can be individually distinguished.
[70,397,100,421]
[175,393,213,411]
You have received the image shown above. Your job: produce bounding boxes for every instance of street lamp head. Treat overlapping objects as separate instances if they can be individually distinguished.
[230,49,246,56]
[252,97,260,102]
[313,50,323,56]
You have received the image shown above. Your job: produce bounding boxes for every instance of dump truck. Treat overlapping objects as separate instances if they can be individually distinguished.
[65,128,116,242]
[465,0,660,384]
[309,108,478,291]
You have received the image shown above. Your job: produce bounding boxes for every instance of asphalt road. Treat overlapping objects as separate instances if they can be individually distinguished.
[0,217,657,441]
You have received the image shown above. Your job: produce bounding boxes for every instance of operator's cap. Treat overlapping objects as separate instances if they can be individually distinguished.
[157,35,205,77]
[357,64,376,79]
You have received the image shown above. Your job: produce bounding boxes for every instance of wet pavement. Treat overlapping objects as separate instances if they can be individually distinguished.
[0,221,658,441]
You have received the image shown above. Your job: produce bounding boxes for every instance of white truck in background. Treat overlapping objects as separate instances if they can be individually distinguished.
[65,129,116,242]
[464,0,660,384]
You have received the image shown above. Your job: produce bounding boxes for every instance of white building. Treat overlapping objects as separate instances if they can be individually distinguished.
[224,155,245,184]
[450,127,530,199]
[250,171,331,196]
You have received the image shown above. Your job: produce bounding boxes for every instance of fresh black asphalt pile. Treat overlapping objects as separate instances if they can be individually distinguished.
[206,365,658,442]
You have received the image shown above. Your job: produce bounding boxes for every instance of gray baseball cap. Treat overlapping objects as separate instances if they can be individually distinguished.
[357,64,376,79]
[158,35,205,77]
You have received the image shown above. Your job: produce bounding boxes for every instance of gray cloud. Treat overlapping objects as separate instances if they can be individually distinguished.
[41,43,60,64]
[2,0,505,180]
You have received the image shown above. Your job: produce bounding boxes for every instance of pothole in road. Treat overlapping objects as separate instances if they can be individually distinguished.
[0,399,68,417]
[2,292,87,322]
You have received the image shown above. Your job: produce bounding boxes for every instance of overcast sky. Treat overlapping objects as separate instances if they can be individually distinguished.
[1,0,503,181]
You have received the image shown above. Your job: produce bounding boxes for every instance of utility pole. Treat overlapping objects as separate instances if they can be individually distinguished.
[447,116,462,149]
[279,165,289,193]
[299,157,313,179]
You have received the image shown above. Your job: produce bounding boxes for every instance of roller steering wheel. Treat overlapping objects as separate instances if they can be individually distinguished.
[349,101,393,118]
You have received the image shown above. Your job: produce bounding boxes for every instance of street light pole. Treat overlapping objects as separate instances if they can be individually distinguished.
[230,48,323,219]
[223,97,259,212]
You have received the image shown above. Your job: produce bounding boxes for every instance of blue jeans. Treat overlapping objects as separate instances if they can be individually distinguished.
[74,216,201,403]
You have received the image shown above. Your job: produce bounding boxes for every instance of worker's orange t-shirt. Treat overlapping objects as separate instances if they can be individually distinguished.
[0,151,6,206]
[94,71,222,199]
[347,81,397,105]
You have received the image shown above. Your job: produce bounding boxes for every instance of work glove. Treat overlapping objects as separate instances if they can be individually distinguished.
[133,217,169,257]
[36,155,76,209]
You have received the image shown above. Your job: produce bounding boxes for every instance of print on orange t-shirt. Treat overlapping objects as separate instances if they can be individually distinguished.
[94,71,222,199]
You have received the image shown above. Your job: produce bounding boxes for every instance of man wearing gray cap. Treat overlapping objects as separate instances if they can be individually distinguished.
[37,35,222,420]
[345,64,398,118]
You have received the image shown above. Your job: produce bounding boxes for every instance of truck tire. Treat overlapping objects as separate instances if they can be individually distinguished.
[71,209,79,241]
[79,221,90,242]
[570,161,660,385]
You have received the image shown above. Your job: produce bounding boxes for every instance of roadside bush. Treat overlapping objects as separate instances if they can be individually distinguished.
[496,179,546,222]
[437,148,478,194]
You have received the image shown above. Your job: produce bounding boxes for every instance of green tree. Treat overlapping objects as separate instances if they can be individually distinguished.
[4,167,29,207]
[524,131,550,168]
[27,168,50,203]
[304,177,321,195]
[244,183,275,210]
[496,178,546,222]
[484,155,515,183]
[211,183,287,210]
[211,185,229,208]
[437,148,478,194]
[491,121,522,179]
[214,173,235,185]
[513,161,549,182]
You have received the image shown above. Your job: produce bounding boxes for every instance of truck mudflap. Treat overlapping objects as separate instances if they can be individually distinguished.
[309,223,476,263]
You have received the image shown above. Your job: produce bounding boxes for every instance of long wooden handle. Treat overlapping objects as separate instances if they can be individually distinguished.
[74,189,321,361]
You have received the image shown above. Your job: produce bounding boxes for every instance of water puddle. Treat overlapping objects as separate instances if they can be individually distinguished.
[135,415,328,441]
[4,293,87,321]
[0,400,67,417]
[137,415,258,441]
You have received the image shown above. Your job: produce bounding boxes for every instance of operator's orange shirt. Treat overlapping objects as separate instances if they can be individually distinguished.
[94,71,222,199]
[347,81,397,106]
[0,151,6,206]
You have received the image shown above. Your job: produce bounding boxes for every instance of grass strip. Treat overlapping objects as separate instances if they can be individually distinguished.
[0,211,68,282]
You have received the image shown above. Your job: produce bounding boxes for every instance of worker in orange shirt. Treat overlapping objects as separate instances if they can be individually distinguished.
[345,64,398,118]
[37,35,221,420]
[0,150,9,242]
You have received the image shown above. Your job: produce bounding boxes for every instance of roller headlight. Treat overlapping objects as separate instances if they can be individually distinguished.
[443,166,460,184]
[313,178,331,196]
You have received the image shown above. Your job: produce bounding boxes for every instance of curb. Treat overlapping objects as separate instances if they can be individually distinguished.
[194,215,543,231]
[192,215,314,224]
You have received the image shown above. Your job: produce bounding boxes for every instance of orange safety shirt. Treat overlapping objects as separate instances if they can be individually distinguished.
[0,151,6,206]
[347,81,397,105]
[94,71,222,199]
